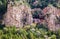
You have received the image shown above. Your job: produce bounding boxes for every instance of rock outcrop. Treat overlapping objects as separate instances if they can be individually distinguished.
[3,0,33,27]
[43,5,60,31]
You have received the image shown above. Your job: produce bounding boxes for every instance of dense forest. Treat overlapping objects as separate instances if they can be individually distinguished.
[0,0,60,39]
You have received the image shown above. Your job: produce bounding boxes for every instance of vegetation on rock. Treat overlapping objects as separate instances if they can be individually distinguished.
[0,0,60,39]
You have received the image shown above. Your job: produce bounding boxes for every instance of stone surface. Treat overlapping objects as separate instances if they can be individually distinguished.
[43,5,60,31]
[3,0,33,27]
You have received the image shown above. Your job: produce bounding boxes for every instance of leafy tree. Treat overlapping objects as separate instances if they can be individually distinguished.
[27,0,59,9]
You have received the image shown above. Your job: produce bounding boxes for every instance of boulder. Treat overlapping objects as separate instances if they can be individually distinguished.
[43,5,60,31]
[3,0,33,28]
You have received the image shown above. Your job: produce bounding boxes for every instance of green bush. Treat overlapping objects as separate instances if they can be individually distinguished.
[50,34,56,39]
[0,24,59,39]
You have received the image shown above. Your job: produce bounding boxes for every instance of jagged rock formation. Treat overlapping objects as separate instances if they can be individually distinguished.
[43,5,60,31]
[3,0,33,27]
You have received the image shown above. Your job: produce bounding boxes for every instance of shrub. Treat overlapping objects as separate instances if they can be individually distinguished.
[0,25,59,39]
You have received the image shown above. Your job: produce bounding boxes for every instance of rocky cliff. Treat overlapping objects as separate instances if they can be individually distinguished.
[3,0,33,27]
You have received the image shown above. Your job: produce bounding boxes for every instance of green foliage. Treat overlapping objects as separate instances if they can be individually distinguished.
[27,0,59,9]
[50,34,56,39]
[0,24,60,39]
[0,0,7,13]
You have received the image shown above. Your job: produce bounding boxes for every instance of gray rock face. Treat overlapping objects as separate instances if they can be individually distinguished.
[3,0,33,27]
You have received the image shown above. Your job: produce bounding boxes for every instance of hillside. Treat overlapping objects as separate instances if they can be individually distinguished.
[0,0,60,39]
